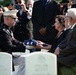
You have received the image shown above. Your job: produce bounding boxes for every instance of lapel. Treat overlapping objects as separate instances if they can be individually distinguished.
[67,24,76,42]
[3,28,12,37]
[68,29,73,35]
[69,24,76,34]
[17,10,23,17]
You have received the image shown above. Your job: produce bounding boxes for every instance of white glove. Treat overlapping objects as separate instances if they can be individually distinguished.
[26,45,34,49]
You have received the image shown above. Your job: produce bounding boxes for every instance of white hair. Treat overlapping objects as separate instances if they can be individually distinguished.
[67,8,76,20]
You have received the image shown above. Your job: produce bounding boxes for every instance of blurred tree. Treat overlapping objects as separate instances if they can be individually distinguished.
[0,0,11,6]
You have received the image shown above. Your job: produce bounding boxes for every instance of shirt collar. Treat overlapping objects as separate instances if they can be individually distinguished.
[47,0,50,2]
[71,23,76,29]
[3,23,9,29]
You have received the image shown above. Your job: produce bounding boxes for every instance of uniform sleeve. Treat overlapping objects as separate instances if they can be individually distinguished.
[0,30,26,52]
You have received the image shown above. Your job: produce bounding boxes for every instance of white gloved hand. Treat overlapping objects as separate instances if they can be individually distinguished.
[26,45,34,49]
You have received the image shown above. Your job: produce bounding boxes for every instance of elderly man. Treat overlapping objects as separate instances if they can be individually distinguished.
[0,10,37,75]
[54,8,76,75]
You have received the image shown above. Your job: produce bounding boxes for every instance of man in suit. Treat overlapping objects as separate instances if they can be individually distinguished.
[13,2,33,42]
[54,8,76,75]
[0,10,37,75]
[32,0,60,51]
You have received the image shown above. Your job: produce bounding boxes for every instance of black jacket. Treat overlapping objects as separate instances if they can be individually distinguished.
[58,25,76,67]
[13,10,33,42]
[0,23,26,71]
[0,23,25,53]
[32,0,60,44]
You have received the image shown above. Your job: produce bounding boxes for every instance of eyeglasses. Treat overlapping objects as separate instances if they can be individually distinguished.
[9,16,17,20]
[12,17,17,20]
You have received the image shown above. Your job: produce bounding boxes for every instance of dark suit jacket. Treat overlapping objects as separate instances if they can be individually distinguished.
[0,24,25,53]
[32,0,60,44]
[0,24,26,71]
[58,29,70,49]
[49,29,69,53]
[13,10,33,42]
[58,25,76,67]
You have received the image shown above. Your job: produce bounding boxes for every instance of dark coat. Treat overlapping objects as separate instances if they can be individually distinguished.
[0,23,26,71]
[49,29,69,53]
[13,10,33,42]
[58,25,76,67]
[0,24,25,53]
[32,0,60,44]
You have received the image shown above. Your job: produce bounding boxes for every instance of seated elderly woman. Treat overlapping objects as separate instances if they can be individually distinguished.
[37,15,69,52]
[48,15,65,53]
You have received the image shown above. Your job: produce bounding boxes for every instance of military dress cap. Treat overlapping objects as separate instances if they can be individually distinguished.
[67,8,76,20]
[3,10,18,18]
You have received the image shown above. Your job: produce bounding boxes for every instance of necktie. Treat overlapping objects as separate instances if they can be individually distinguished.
[20,10,23,16]
[68,28,73,35]
[43,0,47,6]
[45,0,49,8]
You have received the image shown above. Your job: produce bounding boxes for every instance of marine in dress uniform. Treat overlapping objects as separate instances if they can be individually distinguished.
[0,10,37,75]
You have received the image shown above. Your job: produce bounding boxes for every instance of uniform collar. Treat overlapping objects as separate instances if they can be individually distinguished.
[2,23,10,30]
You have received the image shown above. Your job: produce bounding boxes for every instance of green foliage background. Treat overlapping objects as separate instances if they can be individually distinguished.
[0,0,11,6]
[0,0,62,6]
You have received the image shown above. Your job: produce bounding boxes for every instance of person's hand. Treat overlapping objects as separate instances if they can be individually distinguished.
[21,4,28,12]
[26,11,31,16]
[34,40,51,50]
[54,47,61,55]
[39,27,47,36]
[34,40,44,49]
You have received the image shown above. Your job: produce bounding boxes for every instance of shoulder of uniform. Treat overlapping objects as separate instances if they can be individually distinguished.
[0,27,4,31]
[2,28,6,32]
[2,28,10,34]
[0,27,3,31]
[0,24,8,33]
[0,27,7,33]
